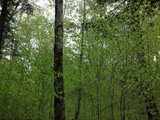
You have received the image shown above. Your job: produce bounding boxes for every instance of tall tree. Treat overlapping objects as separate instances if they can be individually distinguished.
[0,0,33,61]
[54,0,65,120]
[0,0,8,60]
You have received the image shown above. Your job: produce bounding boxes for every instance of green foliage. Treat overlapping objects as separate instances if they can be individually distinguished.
[0,11,54,119]
[0,0,160,120]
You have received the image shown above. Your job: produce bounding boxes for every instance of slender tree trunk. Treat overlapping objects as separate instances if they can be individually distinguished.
[120,72,127,120]
[75,88,82,120]
[95,70,102,120]
[109,64,116,120]
[40,79,45,117]
[74,1,86,119]
[96,81,100,120]
[54,0,65,120]
[0,0,8,60]
[120,55,128,120]
[120,84,126,120]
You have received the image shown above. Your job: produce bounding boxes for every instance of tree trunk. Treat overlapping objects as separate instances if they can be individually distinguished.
[120,84,126,120]
[74,88,82,120]
[74,0,86,119]
[96,82,100,120]
[54,0,65,120]
[0,0,8,60]
[120,72,127,120]
[109,64,116,120]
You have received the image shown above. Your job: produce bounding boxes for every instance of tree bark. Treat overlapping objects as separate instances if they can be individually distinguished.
[54,0,65,120]
[0,0,8,60]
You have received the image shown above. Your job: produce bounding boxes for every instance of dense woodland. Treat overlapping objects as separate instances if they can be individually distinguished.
[0,0,160,120]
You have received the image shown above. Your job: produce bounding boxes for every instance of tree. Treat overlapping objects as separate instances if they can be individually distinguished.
[74,0,86,120]
[54,0,65,120]
[0,0,33,61]
[0,0,160,120]
[0,0,8,60]
[118,1,160,119]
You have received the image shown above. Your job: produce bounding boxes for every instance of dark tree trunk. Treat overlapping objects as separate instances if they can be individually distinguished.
[0,0,8,60]
[54,0,65,120]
